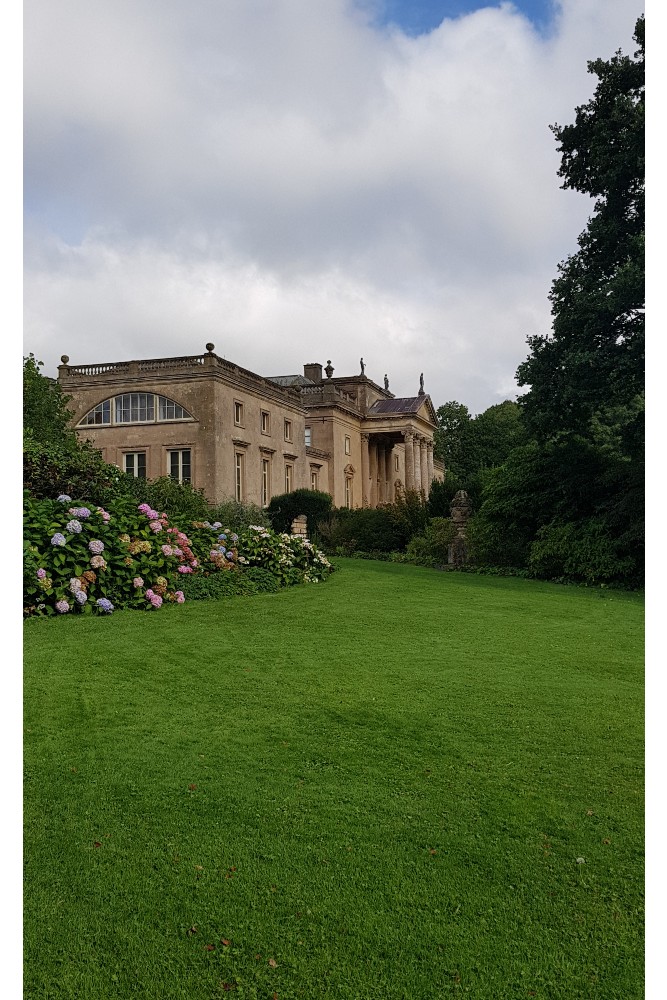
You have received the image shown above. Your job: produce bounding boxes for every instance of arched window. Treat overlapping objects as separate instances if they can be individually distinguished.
[78,393,193,427]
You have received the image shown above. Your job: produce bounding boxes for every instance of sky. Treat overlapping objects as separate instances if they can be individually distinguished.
[23,0,644,414]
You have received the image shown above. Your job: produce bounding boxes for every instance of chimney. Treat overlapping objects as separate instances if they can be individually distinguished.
[303,362,323,382]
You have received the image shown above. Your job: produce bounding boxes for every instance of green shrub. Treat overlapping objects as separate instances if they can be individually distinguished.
[266,489,333,536]
[23,432,127,503]
[528,518,636,584]
[406,517,457,566]
[209,497,271,533]
[120,475,212,522]
[243,566,282,593]
[178,571,260,601]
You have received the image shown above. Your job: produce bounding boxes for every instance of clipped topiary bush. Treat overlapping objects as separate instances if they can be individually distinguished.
[266,488,333,537]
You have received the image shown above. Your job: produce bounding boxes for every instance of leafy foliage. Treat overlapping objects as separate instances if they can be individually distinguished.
[23,354,77,448]
[405,517,457,567]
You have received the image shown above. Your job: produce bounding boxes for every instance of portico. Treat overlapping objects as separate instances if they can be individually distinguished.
[359,393,439,507]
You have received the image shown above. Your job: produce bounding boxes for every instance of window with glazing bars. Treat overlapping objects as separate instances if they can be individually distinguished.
[124,452,146,478]
[115,393,154,423]
[169,449,191,484]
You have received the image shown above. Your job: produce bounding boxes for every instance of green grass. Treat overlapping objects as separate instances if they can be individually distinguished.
[24,560,644,1000]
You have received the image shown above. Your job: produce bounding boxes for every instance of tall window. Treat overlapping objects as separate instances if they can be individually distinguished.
[234,401,244,426]
[305,426,311,447]
[345,476,352,508]
[169,449,191,484]
[284,463,293,493]
[395,454,399,471]
[261,411,270,435]
[235,452,245,501]
[262,458,270,507]
[124,452,146,478]
[344,435,351,455]
[311,470,318,491]
[284,419,292,441]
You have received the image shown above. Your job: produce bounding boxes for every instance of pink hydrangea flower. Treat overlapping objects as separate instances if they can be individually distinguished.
[90,556,107,569]
[174,591,185,604]
[133,577,144,588]
[177,565,193,574]
[36,568,46,580]
[161,544,173,556]
[55,600,70,614]
[149,521,162,533]
[148,593,162,608]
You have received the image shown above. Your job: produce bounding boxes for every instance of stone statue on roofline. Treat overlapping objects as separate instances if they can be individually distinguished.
[384,374,389,390]
[325,360,334,378]
[418,372,425,395]
[360,357,365,375]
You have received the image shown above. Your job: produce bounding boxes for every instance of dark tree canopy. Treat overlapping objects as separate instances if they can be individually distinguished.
[517,16,644,448]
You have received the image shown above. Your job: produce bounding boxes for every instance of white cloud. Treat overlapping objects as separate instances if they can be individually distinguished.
[24,0,644,413]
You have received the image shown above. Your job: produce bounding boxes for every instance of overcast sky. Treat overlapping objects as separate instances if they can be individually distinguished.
[23,0,644,413]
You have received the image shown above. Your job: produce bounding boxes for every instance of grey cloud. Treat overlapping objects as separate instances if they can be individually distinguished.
[24,0,644,412]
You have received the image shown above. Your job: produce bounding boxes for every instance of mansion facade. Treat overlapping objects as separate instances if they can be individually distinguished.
[58,344,444,510]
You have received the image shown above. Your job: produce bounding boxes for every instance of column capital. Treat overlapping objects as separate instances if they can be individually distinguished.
[402,428,414,441]
[361,431,370,442]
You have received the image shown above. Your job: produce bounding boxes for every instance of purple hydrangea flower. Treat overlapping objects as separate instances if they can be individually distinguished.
[66,519,82,534]
[88,539,104,554]
[69,507,91,519]
[36,568,47,580]
[51,533,66,547]
[55,600,70,614]
[57,494,72,503]
[96,598,114,613]
[74,591,87,605]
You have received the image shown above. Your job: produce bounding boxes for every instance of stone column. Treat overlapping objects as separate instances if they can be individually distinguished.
[403,430,415,491]
[413,434,422,494]
[427,440,434,494]
[369,438,378,508]
[385,447,393,503]
[361,433,370,507]
[420,438,429,494]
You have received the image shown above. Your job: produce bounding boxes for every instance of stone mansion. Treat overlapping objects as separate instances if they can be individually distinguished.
[58,344,444,510]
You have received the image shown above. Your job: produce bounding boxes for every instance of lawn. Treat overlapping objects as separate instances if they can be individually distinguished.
[23,560,644,1000]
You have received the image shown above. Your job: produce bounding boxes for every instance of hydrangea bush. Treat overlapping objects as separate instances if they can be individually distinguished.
[23,493,333,617]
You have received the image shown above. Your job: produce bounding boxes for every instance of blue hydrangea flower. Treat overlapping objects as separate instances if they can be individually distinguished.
[66,519,82,534]
[74,591,87,605]
[57,494,72,503]
[51,533,67,546]
[96,598,114,613]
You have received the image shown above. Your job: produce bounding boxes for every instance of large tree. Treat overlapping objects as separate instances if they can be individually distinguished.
[468,18,644,585]
[517,16,644,449]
